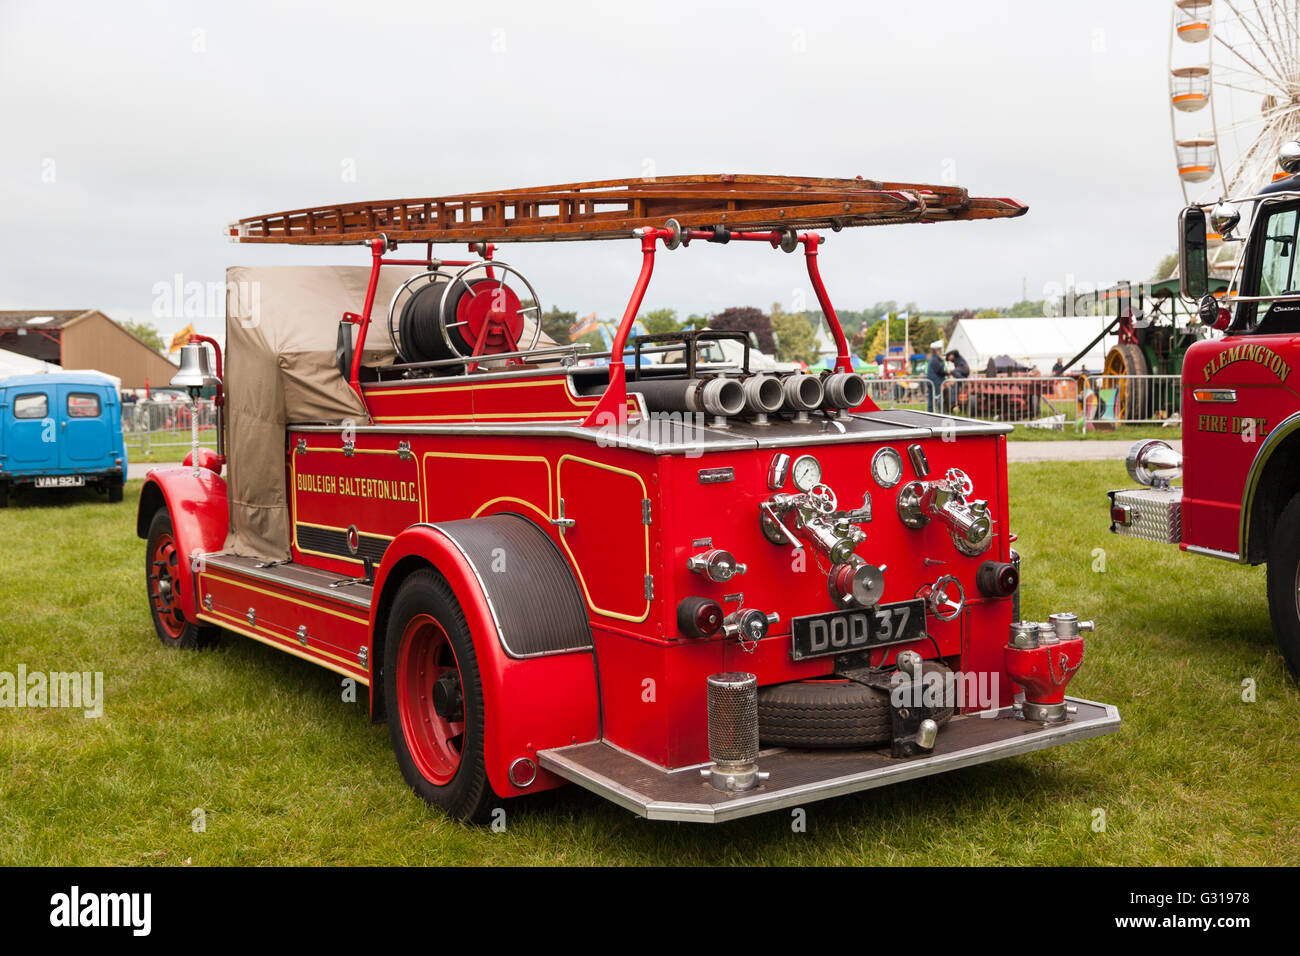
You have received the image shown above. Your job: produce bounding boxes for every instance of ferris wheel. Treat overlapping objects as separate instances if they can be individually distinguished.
[1169,1,1300,267]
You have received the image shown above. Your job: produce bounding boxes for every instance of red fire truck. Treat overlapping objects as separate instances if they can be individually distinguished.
[139,175,1119,822]
[1111,143,1300,682]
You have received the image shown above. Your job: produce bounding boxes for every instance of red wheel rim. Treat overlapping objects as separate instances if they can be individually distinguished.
[396,613,466,786]
[148,532,186,639]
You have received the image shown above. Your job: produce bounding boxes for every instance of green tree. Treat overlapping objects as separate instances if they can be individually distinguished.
[1152,252,1178,281]
[770,301,816,364]
[1006,299,1046,317]
[640,308,681,335]
[539,305,578,343]
[118,318,166,353]
[710,306,776,355]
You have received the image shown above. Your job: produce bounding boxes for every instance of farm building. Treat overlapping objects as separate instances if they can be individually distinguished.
[0,310,176,389]
[946,316,1115,376]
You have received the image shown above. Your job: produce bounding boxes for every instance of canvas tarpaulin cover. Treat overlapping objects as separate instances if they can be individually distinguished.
[223,265,422,560]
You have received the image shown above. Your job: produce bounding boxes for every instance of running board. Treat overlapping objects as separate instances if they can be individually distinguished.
[195,553,372,685]
[202,553,373,608]
[538,697,1120,823]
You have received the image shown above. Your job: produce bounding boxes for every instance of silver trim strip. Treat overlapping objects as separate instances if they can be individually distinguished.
[287,410,1008,455]
[1184,544,1244,563]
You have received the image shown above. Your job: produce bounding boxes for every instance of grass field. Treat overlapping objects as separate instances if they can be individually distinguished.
[124,427,217,461]
[1,464,1297,866]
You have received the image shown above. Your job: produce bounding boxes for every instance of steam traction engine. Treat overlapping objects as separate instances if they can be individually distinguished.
[141,176,1118,822]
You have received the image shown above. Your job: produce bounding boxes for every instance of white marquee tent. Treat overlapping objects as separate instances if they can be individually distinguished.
[945,316,1114,375]
[0,346,60,377]
[0,346,122,388]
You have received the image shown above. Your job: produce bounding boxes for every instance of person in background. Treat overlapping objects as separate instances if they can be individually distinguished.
[926,339,947,412]
[1051,356,1065,376]
[943,349,969,413]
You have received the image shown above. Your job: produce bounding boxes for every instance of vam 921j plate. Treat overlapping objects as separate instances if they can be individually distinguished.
[35,475,86,488]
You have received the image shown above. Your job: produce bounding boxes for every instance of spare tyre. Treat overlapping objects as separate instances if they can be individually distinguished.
[757,661,956,749]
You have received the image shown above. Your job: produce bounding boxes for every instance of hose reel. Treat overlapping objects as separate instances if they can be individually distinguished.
[387,261,543,366]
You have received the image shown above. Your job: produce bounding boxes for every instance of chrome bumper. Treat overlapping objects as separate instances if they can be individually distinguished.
[538,697,1120,823]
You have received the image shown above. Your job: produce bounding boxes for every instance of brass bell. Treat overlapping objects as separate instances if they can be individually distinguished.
[171,342,220,390]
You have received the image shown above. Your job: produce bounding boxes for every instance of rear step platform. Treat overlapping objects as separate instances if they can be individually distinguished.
[539,697,1120,823]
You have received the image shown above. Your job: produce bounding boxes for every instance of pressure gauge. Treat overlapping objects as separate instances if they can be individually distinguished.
[791,454,822,492]
[871,447,904,489]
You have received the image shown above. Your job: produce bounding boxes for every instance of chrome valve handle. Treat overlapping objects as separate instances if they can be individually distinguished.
[922,575,966,622]
[808,483,837,514]
[944,468,974,497]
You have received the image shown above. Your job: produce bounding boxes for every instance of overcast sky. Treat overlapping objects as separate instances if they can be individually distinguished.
[0,0,1187,344]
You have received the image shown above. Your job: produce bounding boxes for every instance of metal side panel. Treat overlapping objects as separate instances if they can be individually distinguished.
[538,698,1120,823]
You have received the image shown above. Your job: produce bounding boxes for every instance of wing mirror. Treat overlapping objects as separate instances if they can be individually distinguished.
[1179,205,1210,300]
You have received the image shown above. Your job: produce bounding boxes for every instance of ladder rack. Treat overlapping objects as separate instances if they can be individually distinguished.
[228,174,1027,245]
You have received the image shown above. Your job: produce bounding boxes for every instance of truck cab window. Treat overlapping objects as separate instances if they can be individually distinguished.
[1236,200,1300,334]
[1259,209,1299,299]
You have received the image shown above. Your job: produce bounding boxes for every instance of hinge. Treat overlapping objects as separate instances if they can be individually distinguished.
[246,607,256,626]
[358,645,369,670]
[295,438,306,455]
[644,574,654,600]
[641,498,652,525]
[397,441,412,461]
[296,625,308,647]
[343,440,355,457]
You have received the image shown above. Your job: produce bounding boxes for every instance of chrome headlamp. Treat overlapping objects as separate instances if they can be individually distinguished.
[1126,439,1183,488]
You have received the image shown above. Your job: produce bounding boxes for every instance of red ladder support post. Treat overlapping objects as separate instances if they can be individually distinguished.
[582,229,660,428]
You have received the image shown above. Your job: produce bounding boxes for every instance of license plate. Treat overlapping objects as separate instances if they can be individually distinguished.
[790,599,927,661]
[34,475,85,488]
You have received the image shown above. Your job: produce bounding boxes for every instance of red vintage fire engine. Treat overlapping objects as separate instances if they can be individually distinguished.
[1111,141,1300,681]
[139,175,1119,822]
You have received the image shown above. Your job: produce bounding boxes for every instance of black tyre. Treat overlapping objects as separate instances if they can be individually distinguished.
[1265,491,1300,681]
[108,480,123,503]
[0,481,7,509]
[384,569,493,822]
[758,661,956,749]
[145,508,219,649]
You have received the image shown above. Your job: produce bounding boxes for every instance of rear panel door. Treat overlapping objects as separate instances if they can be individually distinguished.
[59,385,110,468]
[3,387,58,470]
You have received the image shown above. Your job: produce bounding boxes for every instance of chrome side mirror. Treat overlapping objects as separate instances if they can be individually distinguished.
[1210,202,1240,239]
[1279,140,1300,174]
[1196,293,1220,327]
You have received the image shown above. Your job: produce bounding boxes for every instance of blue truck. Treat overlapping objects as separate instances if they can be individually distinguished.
[0,371,127,507]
